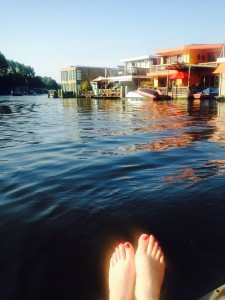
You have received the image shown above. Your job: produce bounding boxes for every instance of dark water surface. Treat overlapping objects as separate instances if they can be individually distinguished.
[0,95,225,300]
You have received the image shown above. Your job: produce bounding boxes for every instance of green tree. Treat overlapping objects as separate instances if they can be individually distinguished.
[0,52,8,76]
[0,51,60,94]
[41,76,60,90]
[81,80,90,91]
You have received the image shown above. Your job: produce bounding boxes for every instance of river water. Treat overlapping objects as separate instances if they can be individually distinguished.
[0,95,225,300]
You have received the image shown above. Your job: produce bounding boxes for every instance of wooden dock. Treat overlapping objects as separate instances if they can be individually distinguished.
[85,89,121,99]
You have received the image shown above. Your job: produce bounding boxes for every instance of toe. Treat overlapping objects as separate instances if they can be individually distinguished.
[118,243,126,260]
[124,242,134,260]
[151,241,159,257]
[160,254,165,264]
[146,234,155,254]
[137,233,150,252]
[115,245,121,260]
[155,247,162,260]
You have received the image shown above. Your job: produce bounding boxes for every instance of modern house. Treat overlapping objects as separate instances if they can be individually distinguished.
[107,55,159,95]
[146,43,223,97]
[61,66,104,97]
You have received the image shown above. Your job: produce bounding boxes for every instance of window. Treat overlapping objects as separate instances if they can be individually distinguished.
[170,56,177,63]
[177,54,184,63]
[163,56,169,64]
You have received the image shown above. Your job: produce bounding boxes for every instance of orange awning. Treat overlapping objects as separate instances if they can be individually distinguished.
[213,63,225,73]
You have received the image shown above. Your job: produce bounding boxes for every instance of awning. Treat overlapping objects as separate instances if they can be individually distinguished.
[213,63,225,73]
[169,71,188,80]
[92,76,107,82]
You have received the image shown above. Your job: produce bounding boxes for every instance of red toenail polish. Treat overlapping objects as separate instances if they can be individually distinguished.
[142,234,149,240]
[124,242,130,248]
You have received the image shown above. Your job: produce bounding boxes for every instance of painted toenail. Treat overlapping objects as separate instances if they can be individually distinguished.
[142,234,149,240]
[124,242,130,248]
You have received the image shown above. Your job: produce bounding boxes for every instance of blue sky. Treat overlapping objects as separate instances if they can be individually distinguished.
[1,0,225,82]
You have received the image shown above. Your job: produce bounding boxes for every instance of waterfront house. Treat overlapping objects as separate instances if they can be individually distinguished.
[61,66,104,97]
[106,55,159,96]
[147,43,223,98]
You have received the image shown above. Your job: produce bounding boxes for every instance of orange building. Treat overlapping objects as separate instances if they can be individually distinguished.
[146,44,223,97]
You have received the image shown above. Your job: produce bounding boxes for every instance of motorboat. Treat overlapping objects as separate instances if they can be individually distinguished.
[193,87,219,100]
[126,88,172,100]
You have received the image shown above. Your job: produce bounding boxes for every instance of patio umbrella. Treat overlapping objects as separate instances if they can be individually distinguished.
[92,76,106,82]
[169,71,188,80]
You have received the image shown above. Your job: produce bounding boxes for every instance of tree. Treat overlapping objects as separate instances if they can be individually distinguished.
[0,52,8,76]
[41,76,60,90]
[0,51,60,94]
[81,80,90,91]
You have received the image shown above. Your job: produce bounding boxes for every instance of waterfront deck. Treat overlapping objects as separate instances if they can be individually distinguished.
[85,89,121,99]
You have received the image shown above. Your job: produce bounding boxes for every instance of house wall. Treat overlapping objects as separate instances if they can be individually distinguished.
[189,50,208,64]
[158,48,221,65]
[80,67,105,82]
[220,73,225,95]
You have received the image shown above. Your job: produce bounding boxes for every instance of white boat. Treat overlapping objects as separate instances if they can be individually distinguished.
[126,91,145,98]
[126,88,172,100]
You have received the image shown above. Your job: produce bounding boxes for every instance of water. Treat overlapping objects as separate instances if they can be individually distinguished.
[0,95,225,300]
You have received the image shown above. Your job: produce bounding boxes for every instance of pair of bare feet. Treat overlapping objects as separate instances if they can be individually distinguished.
[109,233,165,300]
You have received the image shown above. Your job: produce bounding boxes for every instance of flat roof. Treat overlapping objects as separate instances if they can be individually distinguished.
[121,55,158,63]
[61,66,107,71]
[155,44,223,55]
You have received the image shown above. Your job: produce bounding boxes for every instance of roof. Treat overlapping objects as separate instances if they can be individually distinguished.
[155,44,224,55]
[121,55,158,63]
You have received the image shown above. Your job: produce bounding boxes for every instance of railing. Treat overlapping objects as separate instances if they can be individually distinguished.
[105,61,219,78]
[198,62,217,67]
[159,86,189,97]
[148,64,170,72]
[107,67,150,77]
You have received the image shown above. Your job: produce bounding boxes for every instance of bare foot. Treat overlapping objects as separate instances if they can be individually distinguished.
[135,234,165,300]
[109,242,135,300]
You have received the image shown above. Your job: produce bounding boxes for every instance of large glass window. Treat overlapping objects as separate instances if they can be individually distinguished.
[177,54,184,63]
[163,56,169,64]
[170,55,177,63]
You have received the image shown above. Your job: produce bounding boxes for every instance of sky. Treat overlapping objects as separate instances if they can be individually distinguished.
[1,0,225,82]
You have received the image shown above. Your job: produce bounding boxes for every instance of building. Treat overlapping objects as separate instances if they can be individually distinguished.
[146,43,223,97]
[60,43,224,99]
[121,55,158,73]
[60,66,105,97]
[106,55,159,96]
[60,66,123,97]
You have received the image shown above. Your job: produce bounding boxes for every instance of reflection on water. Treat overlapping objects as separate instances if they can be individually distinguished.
[0,95,225,299]
[163,159,225,186]
[124,100,218,151]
